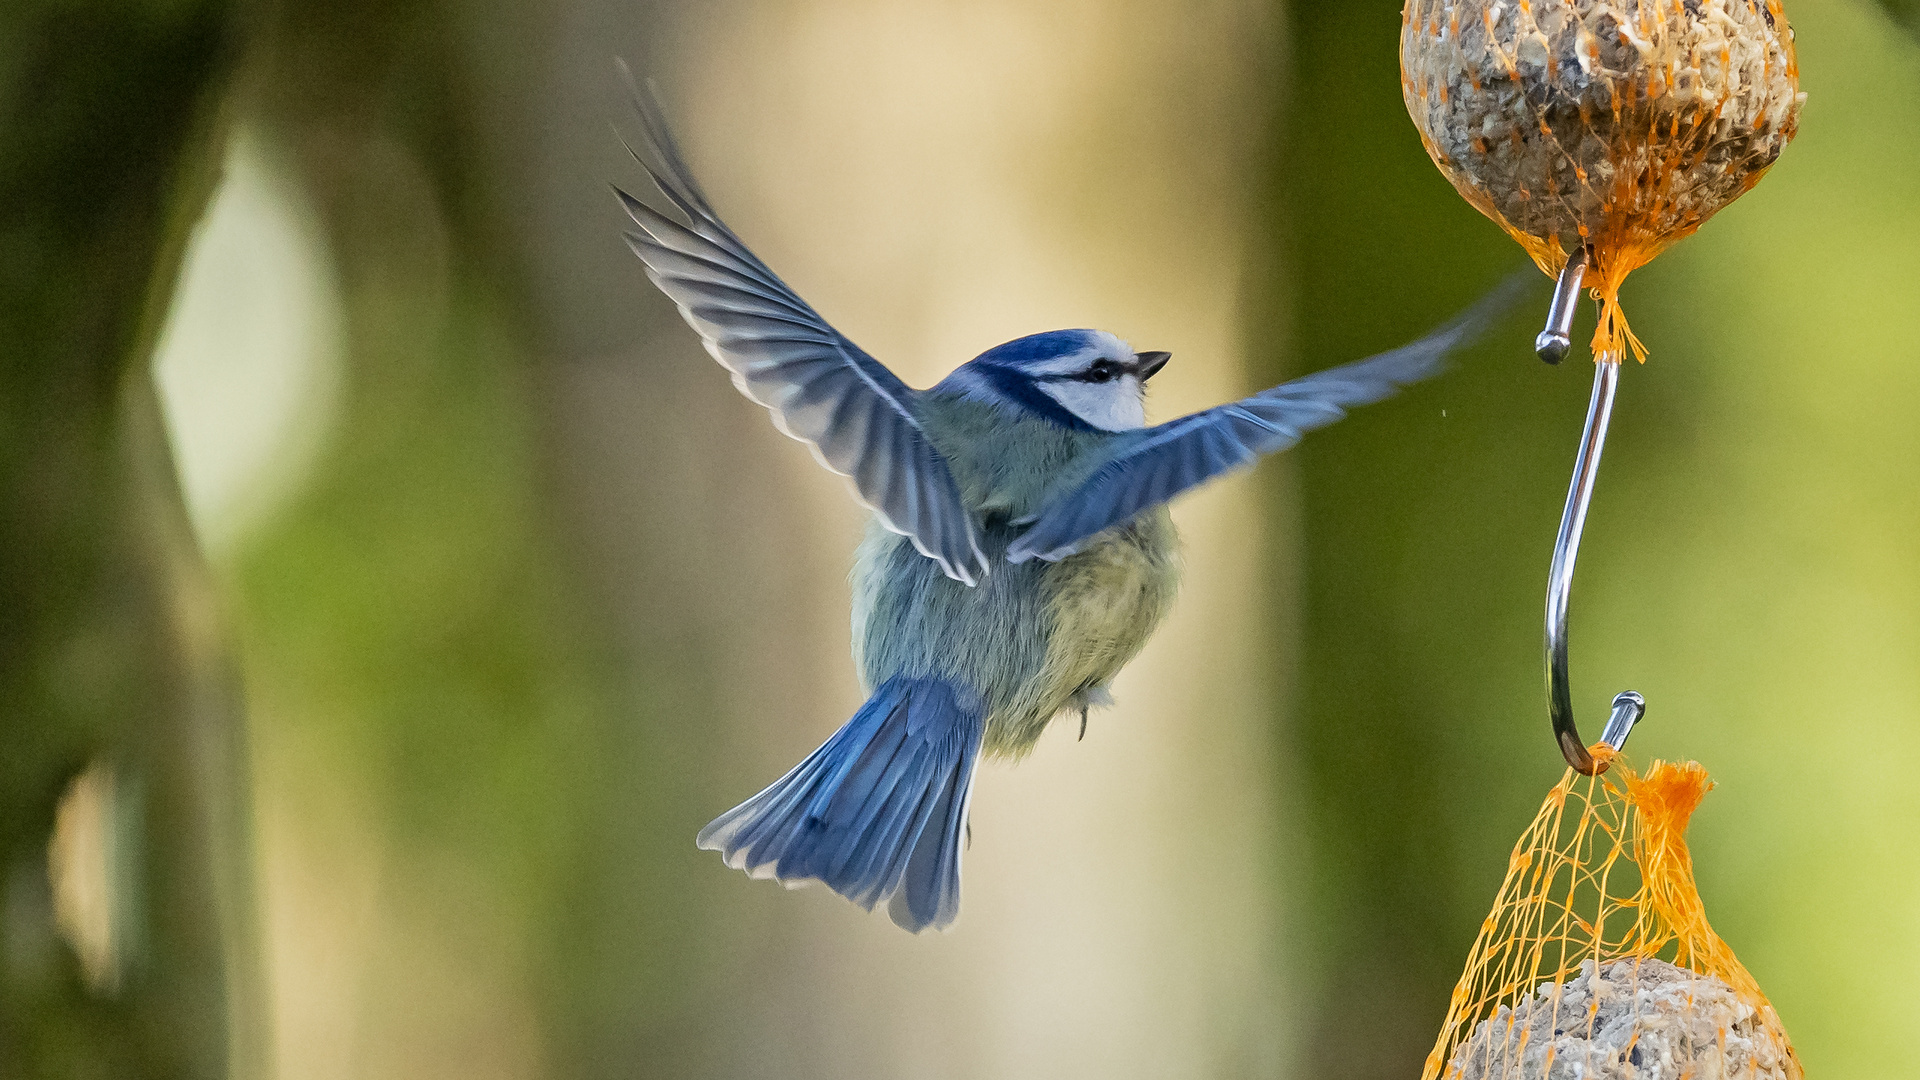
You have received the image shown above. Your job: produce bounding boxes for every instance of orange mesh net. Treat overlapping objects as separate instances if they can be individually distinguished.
[1400,1,1804,363]
[1423,750,1800,1080]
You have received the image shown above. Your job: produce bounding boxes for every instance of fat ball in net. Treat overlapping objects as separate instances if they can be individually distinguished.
[1400,0,1805,360]
[1423,755,1800,1080]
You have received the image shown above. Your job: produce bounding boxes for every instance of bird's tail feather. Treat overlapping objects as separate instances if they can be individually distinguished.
[696,677,984,932]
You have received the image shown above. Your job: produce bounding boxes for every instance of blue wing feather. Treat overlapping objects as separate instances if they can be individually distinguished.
[1006,275,1533,563]
[616,80,987,585]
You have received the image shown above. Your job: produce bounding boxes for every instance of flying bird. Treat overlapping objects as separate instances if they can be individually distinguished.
[616,85,1522,932]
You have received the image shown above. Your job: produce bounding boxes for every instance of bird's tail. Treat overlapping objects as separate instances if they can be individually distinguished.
[696,676,985,932]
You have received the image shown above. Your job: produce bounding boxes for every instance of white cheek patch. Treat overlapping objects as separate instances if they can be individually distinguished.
[1041,376,1146,431]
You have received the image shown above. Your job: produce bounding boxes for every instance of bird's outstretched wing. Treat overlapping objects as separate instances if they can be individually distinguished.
[616,75,988,585]
[1006,276,1531,564]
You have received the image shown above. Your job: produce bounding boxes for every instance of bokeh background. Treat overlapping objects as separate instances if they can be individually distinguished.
[3,1,1917,1077]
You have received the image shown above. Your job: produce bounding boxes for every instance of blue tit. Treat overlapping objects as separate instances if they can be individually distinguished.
[615,88,1522,932]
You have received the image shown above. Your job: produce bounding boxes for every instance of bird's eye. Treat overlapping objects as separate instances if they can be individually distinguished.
[1084,359,1121,383]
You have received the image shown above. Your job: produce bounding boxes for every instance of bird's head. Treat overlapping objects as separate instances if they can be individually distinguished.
[938,329,1171,432]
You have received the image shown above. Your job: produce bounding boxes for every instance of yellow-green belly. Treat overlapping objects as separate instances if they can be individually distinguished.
[986,508,1180,757]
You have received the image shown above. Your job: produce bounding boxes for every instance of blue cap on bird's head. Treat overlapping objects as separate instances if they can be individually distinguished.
[969,329,1168,382]
[971,329,1107,371]
[943,328,1171,433]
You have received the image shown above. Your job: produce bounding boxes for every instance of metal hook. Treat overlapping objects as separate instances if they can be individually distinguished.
[1542,256,1646,775]
[1535,247,1588,364]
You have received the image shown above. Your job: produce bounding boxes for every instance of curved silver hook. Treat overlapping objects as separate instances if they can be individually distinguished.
[1543,256,1646,775]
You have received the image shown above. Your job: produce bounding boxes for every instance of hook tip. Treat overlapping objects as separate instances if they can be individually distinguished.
[1600,691,1645,754]
[1535,330,1571,364]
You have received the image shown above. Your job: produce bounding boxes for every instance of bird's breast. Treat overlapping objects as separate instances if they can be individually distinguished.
[1002,508,1180,753]
[1041,510,1180,656]
[850,508,1180,759]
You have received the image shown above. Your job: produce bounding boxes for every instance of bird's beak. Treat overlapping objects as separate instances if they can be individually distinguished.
[1134,350,1171,381]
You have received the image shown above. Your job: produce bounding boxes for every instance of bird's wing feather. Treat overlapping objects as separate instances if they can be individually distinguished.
[1006,275,1531,563]
[617,75,987,585]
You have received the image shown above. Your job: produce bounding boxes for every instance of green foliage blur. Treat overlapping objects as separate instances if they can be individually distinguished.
[1282,3,1920,1077]
[5,0,1920,1078]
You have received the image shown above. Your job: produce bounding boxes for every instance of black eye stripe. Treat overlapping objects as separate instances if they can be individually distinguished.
[1030,358,1129,383]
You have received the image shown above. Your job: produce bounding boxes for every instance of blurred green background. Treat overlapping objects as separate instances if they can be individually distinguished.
[2,0,1915,1077]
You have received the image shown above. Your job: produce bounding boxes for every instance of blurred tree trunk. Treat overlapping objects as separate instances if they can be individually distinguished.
[230,2,628,1078]
[0,3,265,1078]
